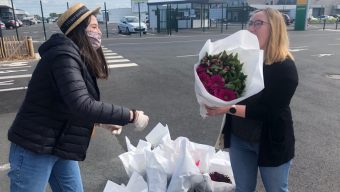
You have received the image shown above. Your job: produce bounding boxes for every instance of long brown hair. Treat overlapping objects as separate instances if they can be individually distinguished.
[67,14,108,79]
[256,8,294,64]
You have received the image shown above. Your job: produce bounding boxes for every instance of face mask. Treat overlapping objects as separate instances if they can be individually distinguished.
[86,31,102,50]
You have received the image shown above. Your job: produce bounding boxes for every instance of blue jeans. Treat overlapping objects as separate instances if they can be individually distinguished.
[229,134,291,192]
[8,143,83,192]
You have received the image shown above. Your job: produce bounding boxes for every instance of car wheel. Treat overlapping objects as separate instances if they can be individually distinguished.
[118,26,121,34]
[143,31,147,34]
[126,27,130,35]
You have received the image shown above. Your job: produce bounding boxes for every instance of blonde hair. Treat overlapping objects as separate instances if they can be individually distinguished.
[257,8,294,64]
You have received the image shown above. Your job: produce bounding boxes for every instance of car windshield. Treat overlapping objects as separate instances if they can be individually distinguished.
[126,17,139,23]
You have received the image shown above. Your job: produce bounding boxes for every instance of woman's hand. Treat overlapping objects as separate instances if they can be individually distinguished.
[205,105,230,116]
[97,124,123,135]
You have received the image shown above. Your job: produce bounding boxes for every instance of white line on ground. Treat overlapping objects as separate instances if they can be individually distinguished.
[289,48,308,52]
[108,63,138,68]
[104,53,118,56]
[106,59,130,63]
[103,50,113,53]
[0,69,27,74]
[176,54,198,58]
[0,66,31,70]
[0,82,13,86]
[0,62,28,67]
[0,87,27,92]
[0,74,32,80]
[311,54,333,57]
[0,80,14,86]
[105,56,123,59]
[0,163,10,171]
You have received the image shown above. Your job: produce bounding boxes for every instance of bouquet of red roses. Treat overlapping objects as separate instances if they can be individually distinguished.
[194,30,265,118]
[196,51,247,102]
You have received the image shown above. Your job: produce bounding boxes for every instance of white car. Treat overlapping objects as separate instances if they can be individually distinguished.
[117,16,147,35]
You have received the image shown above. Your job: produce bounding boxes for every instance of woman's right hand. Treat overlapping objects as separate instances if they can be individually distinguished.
[133,111,149,131]
[205,105,230,116]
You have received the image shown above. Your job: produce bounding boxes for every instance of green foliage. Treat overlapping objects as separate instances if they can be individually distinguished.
[200,51,247,97]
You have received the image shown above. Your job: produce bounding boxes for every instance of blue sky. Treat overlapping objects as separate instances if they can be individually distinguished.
[13,0,132,16]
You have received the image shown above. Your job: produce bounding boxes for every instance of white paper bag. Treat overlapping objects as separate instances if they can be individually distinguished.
[208,150,235,192]
[167,138,203,192]
[194,30,264,117]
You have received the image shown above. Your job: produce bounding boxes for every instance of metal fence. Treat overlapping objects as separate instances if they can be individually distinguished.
[1,0,339,43]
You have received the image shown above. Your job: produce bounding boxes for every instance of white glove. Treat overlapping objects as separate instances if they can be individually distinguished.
[97,124,123,135]
[133,110,149,131]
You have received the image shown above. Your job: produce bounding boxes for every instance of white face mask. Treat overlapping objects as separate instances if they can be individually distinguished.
[86,31,102,50]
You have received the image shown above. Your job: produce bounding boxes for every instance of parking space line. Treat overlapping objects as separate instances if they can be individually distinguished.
[105,56,123,59]
[106,59,130,63]
[108,63,138,68]
[0,87,27,92]
[0,74,31,80]
[104,53,118,56]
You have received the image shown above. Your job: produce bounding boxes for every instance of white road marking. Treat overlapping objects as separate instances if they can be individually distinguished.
[106,59,130,63]
[311,54,333,57]
[0,163,10,171]
[0,62,28,67]
[0,69,27,74]
[105,56,123,59]
[0,66,31,70]
[0,87,27,92]
[103,50,113,53]
[104,53,118,56]
[176,54,198,58]
[0,80,14,86]
[108,63,138,68]
[289,48,308,52]
[0,74,31,80]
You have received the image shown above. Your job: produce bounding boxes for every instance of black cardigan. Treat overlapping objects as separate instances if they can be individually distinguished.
[223,58,299,167]
[8,34,131,161]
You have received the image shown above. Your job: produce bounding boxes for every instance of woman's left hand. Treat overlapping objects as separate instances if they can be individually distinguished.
[97,124,123,135]
[205,105,230,116]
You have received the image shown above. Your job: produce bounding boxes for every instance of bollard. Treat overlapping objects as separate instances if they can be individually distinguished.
[323,19,326,31]
[27,36,35,58]
[336,19,338,30]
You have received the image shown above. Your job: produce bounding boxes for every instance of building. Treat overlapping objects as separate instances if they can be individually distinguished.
[147,0,253,31]
[249,0,340,17]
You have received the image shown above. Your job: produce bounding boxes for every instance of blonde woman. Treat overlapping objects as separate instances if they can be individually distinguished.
[206,8,298,192]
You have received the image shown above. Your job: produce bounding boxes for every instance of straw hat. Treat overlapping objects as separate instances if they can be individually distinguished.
[57,3,100,35]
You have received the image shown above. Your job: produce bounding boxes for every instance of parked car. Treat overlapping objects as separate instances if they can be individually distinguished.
[0,21,5,30]
[282,13,291,25]
[5,19,20,29]
[318,15,330,20]
[117,16,147,35]
[16,19,23,27]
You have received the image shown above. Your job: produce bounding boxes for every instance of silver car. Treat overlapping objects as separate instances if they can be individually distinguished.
[117,16,147,35]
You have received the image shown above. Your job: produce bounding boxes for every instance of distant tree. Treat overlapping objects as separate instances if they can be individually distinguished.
[49,12,58,18]
[34,15,42,20]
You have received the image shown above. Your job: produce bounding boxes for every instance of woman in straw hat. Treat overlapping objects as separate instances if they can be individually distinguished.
[7,3,149,191]
[206,8,298,192]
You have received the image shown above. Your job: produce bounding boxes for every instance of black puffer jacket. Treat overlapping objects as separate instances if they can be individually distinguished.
[8,33,131,161]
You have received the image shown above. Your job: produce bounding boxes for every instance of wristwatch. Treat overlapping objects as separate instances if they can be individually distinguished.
[229,105,237,114]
